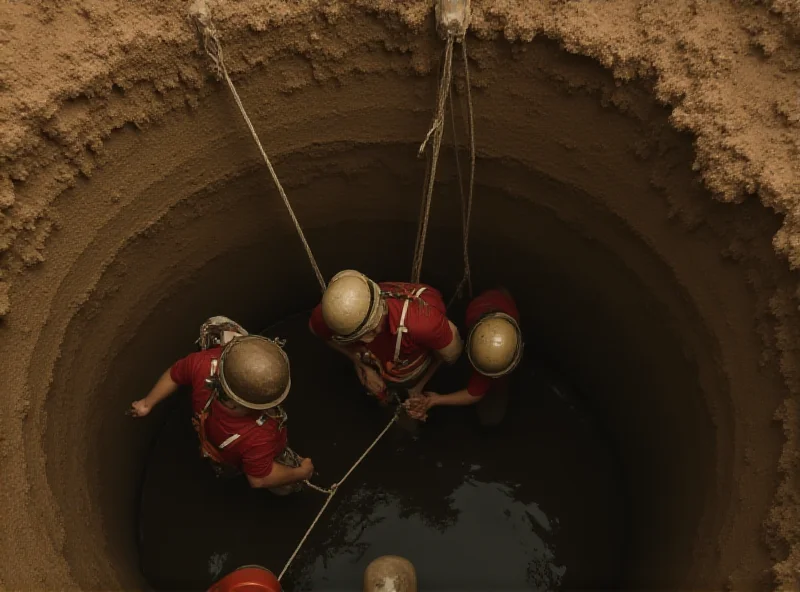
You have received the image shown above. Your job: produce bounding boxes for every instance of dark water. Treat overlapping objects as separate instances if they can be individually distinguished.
[138,313,627,590]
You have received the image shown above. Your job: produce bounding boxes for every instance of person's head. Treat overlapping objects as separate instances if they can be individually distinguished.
[321,270,386,345]
[216,335,291,412]
[363,555,417,592]
[467,312,522,377]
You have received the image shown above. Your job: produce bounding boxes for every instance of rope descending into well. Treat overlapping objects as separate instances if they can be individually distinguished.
[447,39,476,308]
[278,411,399,581]
[411,34,456,283]
[412,35,476,304]
[190,4,326,293]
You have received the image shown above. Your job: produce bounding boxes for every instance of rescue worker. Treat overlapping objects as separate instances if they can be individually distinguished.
[130,317,313,494]
[405,288,522,426]
[309,270,463,405]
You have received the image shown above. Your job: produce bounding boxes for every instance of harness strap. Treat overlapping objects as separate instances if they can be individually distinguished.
[198,357,271,453]
[218,433,241,450]
[394,287,427,363]
[202,359,219,412]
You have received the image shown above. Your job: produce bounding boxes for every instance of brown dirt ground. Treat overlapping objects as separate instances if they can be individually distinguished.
[0,0,799,589]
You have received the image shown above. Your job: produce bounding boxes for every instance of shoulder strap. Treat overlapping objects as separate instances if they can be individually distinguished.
[199,358,273,451]
[201,358,220,413]
[394,287,428,363]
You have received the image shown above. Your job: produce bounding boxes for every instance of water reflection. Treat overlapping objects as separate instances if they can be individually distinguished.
[291,478,565,591]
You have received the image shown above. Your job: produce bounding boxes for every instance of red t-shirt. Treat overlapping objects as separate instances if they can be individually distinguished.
[310,282,454,381]
[465,289,521,397]
[170,347,288,478]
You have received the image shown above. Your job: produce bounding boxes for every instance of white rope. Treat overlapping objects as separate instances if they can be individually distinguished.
[448,39,476,308]
[278,412,399,581]
[192,10,327,293]
[303,479,334,494]
[411,34,456,283]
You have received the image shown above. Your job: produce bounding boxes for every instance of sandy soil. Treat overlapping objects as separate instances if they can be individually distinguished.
[0,0,798,589]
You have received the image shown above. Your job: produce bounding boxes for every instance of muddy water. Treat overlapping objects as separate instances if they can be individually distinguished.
[139,313,627,590]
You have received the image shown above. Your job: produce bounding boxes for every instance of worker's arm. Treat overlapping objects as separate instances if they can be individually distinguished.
[435,321,463,364]
[427,389,479,407]
[130,369,179,417]
[407,357,443,397]
[407,321,462,397]
[246,458,314,489]
[404,389,480,420]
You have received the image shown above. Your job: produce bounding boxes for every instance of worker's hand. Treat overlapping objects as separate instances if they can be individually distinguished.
[404,393,434,421]
[354,361,386,396]
[129,399,152,418]
[298,457,314,480]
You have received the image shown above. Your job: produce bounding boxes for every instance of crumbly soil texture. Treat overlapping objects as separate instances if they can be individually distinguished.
[0,1,799,590]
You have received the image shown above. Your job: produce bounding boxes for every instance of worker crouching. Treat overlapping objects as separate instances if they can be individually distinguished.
[405,288,522,426]
[130,317,313,494]
[309,270,463,408]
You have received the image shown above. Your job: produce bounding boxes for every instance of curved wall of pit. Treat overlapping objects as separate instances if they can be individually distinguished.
[0,2,799,590]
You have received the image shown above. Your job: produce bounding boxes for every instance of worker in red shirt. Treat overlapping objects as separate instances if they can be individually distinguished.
[309,270,463,405]
[130,318,313,494]
[405,288,522,426]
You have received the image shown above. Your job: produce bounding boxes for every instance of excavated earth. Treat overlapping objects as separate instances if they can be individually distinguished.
[0,0,799,590]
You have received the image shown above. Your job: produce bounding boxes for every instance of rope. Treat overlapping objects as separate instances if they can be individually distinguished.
[278,412,399,581]
[303,479,334,494]
[411,34,456,283]
[192,10,326,293]
[282,446,335,494]
[448,39,476,309]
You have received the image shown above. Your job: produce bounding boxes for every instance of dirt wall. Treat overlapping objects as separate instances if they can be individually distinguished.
[0,1,799,589]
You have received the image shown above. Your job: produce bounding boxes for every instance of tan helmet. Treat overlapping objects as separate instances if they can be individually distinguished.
[363,555,417,592]
[218,335,291,410]
[321,270,383,343]
[467,313,522,377]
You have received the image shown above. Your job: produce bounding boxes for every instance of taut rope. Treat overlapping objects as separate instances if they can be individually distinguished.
[278,412,399,581]
[447,39,476,308]
[412,35,475,304]
[191,4,326,292]
[411,35,456,283]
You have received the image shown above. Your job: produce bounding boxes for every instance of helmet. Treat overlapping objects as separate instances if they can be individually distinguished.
[208,565,282,592]
[321,270,383,343]
[363,556,417,592]
[218,336,291,410]
[467,313,522,377]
